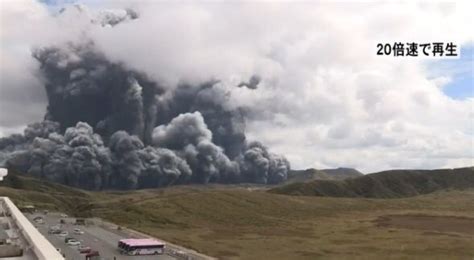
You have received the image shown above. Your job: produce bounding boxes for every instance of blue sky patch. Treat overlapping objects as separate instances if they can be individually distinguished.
[428,44,474,100]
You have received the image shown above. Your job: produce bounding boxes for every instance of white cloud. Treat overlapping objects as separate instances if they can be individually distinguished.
[0,0,473,172]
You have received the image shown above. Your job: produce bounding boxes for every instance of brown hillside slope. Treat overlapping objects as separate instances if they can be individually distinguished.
[271,167,474,198]
[286,167,363,183]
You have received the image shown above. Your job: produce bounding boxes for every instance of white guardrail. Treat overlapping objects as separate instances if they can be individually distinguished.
[1,197,64,260]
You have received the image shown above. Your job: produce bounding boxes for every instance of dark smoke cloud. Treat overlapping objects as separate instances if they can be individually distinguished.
[1,40,290,190]
[239,142,290,184]
[0,134,25,151]
[24,121,61,141]
[108,130,144,189]
[156,83,247,159]
[153,112,239,183]
[5,122,112,189]
[33,43,162,143]
[238,75,261,90]
[0,120,60,166]
[138,146,191,188]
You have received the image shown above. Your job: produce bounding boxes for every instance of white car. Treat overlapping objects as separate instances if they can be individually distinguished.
[59,231,68,237]
[60,213,68,218]
[34,218,44,224]
[66,239,81,246]
[73,228,84,235]
[52,224,61,229]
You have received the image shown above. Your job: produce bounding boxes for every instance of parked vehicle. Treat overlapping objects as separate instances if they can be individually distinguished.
[78,245,92,254]
[75,218,86,225]
[64,237,75,243]
[67,239,81,246]
[48,229,61,234]
[118,238,165,255]
[33,216,44,224]
[51,224,61,229]
[85,250,100,260]
[73,228,84,234]
[60,213,68,218]
[59,231,69,237]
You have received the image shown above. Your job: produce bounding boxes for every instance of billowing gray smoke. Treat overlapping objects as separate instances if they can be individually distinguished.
[153,112,239,183]
[155,83,247,159]
[0,120,60,166]
[1,41,290,190]
[239,142,290,184]
[5,122,112,189]
[32,43,162,143]
[238,75,261,90]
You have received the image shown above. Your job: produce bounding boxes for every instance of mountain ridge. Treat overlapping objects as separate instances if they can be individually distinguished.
[272,167,474,198]
[286,167,363,183]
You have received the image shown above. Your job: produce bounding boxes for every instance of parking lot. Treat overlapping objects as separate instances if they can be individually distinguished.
[27,213,176,260]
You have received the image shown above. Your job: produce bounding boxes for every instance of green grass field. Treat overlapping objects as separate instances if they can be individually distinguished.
[1,176,473,259]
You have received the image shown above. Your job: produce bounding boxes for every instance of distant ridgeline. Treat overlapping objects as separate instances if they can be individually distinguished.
[271,167,474,198]
[285,167,363,183]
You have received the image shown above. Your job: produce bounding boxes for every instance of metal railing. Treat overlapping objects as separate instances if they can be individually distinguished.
[1,197,64,260]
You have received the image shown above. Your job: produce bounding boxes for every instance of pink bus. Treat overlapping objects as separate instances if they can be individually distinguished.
[118,238,165,255]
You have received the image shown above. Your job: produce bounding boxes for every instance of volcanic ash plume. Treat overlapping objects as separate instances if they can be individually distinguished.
[0,120,61,166]
[153,112,239,184]
[238,75,261,90]
[1,31,289,190]
[32,44,161,142]
[239,142,290,184]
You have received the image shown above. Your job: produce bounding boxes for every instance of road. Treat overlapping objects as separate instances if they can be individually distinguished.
[26,213,176,260]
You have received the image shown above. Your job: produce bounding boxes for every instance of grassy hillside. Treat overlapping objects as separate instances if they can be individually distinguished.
[272,167,474,198]
[1,171,473,259]
[0,170,95,216]
[286,167,363,183]
[94,188,474,260]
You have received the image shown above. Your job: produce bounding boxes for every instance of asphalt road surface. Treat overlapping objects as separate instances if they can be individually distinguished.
[27,213,176,260]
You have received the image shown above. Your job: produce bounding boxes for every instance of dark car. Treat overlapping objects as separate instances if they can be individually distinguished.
[85,251,100,260]
[64,237,75,243]
[75,218,86,225]
[78,246,92,254]
[48,229,62,234]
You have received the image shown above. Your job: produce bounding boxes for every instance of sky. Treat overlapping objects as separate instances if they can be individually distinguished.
[0,0,473,173]
[430,45,473,100]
